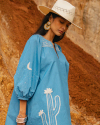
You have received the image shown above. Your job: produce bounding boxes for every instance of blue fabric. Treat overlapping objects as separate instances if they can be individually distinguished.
[5,34,72,125]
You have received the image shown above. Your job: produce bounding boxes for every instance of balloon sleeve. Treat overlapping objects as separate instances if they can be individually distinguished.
[14,35,42,100]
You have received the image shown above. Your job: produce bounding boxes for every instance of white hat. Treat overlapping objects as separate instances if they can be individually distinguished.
[37,0,82,29]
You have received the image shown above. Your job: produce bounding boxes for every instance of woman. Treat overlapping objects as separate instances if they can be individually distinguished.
[5,0,82,125]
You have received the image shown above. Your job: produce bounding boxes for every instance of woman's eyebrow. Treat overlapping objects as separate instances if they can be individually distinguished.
[60,17,66,21]
[66,22,71,25]
[60,17,71,25]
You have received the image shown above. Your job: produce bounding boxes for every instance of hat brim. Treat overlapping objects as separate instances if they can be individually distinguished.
[37,5,82,29]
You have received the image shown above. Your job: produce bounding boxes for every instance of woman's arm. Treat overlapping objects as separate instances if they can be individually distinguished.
[17,100,27,125]
[19,100,27,114]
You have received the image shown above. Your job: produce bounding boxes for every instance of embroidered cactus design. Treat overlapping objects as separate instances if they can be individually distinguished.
[39,110,48,125]
[39,88,61,125]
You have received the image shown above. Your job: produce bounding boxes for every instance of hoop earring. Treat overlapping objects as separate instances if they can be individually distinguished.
[44,21,51,30]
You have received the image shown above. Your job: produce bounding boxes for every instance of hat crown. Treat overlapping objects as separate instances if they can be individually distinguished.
[51,0,75,23]
[54,0,75,9]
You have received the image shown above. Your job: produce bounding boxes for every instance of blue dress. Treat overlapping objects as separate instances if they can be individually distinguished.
[5,34,72,125]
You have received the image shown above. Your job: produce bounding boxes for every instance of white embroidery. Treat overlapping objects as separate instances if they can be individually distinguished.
[44,88,53,94]
[42,41,53,48]
[39,88,61,125]
[27,62,32,70]
[53,6,74,15]
[39,110,48,125]
[39,110,44,116]
[56,45,60,51]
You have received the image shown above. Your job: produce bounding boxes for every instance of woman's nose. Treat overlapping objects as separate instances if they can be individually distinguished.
[62,25,66,31]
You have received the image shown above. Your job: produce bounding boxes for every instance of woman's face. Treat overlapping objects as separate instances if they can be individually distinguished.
[49,15,71,36]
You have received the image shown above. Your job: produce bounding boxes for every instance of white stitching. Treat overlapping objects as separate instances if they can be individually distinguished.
[39,88,61,125]
[42,41,53,48]
[53,6,74,15]
[56,45,60,51]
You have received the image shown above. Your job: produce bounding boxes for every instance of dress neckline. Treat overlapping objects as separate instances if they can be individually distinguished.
[37,34,59,59]
[37,34,54,45]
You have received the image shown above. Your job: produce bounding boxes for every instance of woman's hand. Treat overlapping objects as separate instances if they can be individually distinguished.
[17,112,27,125]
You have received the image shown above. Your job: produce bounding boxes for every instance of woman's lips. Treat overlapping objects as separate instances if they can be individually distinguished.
[59,30,63,34]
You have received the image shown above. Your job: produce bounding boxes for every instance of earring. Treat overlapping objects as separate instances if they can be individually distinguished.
[44,21,51,30]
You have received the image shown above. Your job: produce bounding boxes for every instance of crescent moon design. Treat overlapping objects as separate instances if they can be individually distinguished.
[27,62,32,70]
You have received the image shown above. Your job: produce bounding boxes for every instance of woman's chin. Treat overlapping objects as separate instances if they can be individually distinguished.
[55,32,62,36]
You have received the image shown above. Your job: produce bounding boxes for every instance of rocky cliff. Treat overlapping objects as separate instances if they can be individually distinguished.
[34,0,100,63]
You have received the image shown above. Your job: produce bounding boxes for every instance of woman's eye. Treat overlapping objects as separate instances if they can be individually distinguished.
[60,21,64,24]
[66,24,71,28]
[66,25,69,28]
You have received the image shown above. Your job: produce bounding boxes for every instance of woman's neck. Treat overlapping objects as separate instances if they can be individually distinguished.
[43,29,55,44]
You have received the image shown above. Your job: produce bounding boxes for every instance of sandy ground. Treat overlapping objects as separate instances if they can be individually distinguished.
[0,0,100,124]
